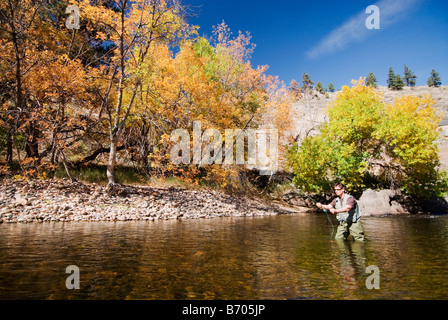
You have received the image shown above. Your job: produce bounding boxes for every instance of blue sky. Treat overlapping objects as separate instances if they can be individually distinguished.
[183,0,448,90]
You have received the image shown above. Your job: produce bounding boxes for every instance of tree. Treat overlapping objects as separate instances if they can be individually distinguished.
[366,72,377,88]
[427,69,442,87]
[387,67,395,89]
[328,83,335,92]
[0,1,296,191]
[78,0,190,186]
[287,79,447,197]
[0,0,94,177]
[301,73,314,92]
[315,81,324,94]
[388,68,404,90]
[393,74,405,91]
[288,79,302,101]
[403,65,416,87]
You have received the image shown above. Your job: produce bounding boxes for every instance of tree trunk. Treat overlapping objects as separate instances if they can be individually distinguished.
[107,134,118,185]
[6,130,13,167]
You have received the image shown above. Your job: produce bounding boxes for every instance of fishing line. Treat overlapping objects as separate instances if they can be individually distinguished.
[304,194,335,240]
[289,184,335,239]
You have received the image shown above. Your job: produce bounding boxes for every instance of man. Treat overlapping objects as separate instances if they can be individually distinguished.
[316,183,365,242]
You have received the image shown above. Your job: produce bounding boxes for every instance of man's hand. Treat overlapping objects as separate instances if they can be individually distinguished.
[316,203,323,209]
[330,208,336,214]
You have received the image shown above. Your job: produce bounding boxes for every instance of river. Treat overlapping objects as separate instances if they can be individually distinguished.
[1,214,447,300]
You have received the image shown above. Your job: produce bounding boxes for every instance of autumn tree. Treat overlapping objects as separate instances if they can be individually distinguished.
[0,0,94,178]
[76,0,191,186]
[288,79,302,102]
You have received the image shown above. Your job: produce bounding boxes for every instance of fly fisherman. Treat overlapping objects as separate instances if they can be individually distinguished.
[316,183,365,242]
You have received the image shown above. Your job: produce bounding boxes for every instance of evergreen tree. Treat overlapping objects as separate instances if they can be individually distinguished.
[387,67,396,89]
[315,81,324,94]
[427,69,442,87]
[301,73,314,92]
[403,65,417,87]
[393,74,405,90]
[387,68,404,90]
[366,72,377,88]
[328,83,335,92]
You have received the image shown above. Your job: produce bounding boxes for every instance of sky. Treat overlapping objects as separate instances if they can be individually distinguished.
[183,0,448,90]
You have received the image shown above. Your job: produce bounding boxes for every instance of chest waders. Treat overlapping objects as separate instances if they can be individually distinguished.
[334,194,361,223]
[334,194,365,241]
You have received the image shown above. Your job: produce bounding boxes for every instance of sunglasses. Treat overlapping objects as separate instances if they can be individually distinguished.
[334,188,343,191]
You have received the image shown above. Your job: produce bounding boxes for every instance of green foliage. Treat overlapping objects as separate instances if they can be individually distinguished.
[301,73,314,91]
[366,72,377,88]
[388,67,404,90]
[287,80,448,198]
[427,69,442,87]
[315,81,324,94]
[403,65,416,87]
[387,67,395,89]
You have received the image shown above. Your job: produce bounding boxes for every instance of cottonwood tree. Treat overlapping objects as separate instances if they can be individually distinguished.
[78,0,190,186]
[0,0,93,177]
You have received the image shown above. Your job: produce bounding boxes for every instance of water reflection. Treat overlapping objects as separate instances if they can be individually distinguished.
[0,214,447,300]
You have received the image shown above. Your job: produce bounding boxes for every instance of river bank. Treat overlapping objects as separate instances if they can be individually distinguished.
[2,178,447,224]
[0,178,297,224]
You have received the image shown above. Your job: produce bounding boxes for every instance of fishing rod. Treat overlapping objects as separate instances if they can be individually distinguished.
[304,194,335,239]
[289,184,335,239]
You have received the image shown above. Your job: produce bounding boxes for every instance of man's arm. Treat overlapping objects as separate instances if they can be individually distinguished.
[316,200,335,211]
[329,197,355,214]
[317,203,333,210]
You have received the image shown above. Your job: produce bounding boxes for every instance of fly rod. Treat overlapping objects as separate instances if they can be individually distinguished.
[290,184,335,239]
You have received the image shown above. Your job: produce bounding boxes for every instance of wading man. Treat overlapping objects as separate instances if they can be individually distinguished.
[316,183,365,242]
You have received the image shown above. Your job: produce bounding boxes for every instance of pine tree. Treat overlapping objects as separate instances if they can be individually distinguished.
[387,67,396,89]
[393,74,405,90]
[315,81,324,94]
[366,72,377,88]
[403,65,417,87]
[427,69,442,87]
[328,83,335,92]
[301,73,314,92]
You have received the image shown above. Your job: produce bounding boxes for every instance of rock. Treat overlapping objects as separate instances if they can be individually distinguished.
[358,189,405,216]
[14,195,28,206]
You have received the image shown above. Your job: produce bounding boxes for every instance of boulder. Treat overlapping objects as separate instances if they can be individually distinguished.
[358,189,406,216]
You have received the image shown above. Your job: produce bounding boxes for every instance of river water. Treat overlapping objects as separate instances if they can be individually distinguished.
[0,214,447,300]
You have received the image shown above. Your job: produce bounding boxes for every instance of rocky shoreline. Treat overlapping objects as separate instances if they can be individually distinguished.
[0,179,296,224]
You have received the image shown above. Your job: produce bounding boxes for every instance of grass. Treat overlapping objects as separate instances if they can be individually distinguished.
[54,164,149,185]
[54,163,212,191]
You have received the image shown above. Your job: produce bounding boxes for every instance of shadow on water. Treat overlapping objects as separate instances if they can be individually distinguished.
[0,214,447,300]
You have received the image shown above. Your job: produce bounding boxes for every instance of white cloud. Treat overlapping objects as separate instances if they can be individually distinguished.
[306,0,420,60]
